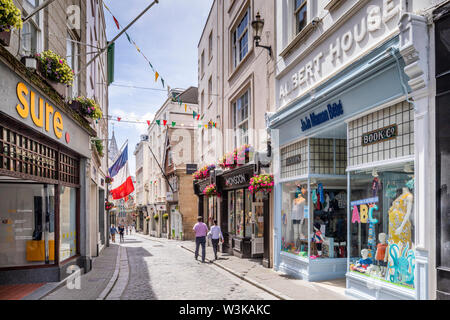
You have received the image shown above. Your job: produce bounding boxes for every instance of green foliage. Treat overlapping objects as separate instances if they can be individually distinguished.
[92,139,104,157]
[75,96,103,120]
[36,50,74,85]
[0,0,23,32]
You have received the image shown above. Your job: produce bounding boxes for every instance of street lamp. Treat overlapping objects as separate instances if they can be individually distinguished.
[251,12,272,57]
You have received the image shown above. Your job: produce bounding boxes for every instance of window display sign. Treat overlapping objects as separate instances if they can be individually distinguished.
[361,124,397,146]
[351,197,379,224]
[286,154,301,166]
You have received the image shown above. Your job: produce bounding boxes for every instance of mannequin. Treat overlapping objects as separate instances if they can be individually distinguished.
[292,187,307,244]
[375,232,388,277]
[388,187,413,247]
[351,249,373,273]
[312,222,325,257]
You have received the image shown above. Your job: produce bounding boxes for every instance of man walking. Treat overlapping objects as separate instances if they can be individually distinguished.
[193,216,208,263]
[208,220,224,260]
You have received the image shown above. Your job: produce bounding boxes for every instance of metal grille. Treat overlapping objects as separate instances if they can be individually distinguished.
[59,152,80,186]
[310,138,347,175]
[0,124,58,182]
[348,101,414,167]
[281,139,308,178]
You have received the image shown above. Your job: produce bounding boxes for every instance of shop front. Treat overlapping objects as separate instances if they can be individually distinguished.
[217,164,269,260]
[270,2,432,298]
[0,52,94,284]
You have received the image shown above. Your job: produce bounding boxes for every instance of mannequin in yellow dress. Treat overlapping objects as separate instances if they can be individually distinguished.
[388,187,413,247]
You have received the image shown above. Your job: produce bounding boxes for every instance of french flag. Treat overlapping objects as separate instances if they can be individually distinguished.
[109,144,134,200]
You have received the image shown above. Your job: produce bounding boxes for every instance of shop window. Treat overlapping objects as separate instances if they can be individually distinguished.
[281,180,309,256]
[232,90,250,148]
[228,191,235,236]
[349,162,415,290]
[59,186,77,262]
[232,7,250,68]
[348,102,414,167]
[235,189,245,236]
[294,0,308,34]
[21,0,42,56]
[0,183,55,267]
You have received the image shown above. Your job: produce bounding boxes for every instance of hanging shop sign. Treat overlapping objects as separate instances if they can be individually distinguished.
[186,164,198,174]
[286,154,302,166]
[278,0,401,104]
[301,100,344,132]
[361,124,397,146]
[350,197,379,224]
[0,61,91,157]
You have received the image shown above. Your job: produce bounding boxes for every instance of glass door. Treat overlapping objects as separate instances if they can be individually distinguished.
[251,193,264,255]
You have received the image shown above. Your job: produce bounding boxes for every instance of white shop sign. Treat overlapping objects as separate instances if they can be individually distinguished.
[278,0,400,106]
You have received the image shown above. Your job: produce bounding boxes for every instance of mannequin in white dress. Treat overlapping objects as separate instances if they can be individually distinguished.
[292,187,307,242]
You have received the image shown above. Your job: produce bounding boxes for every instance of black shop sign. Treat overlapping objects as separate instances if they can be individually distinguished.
[225,173,249,188]
[286,154,301,166]
[362,124,397,146]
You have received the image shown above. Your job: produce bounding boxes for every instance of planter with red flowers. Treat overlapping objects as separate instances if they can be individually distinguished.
[218,144,253,170]
[35,50,74,97]
[0,0,23,47]
[203,183,219,197]
[105,201,114,211]
[249,174,274,194]
[193,164,215,181]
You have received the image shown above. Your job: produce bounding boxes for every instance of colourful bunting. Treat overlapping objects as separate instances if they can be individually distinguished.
[155,72,159,82]
[147,120,151,126]
[161,78,165,88]
[193,111,197,119]
[117,117,121,122]
[125,32,132,43]
[156,120,160,126]
[113,16,120,29]
[171,121,176,127]
[201,114,205,120]
[197,114,201,120]
[185,104,187,112]
[163,120,167,126]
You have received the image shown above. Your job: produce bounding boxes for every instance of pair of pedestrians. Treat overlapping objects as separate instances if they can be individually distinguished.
[193,217,223,262]
[110,224,125,243]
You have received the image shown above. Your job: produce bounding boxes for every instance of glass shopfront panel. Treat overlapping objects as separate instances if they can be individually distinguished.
[236,190,244,236]
[228,189,252,238]
[228,191,235,236]
[245,190,252,237]
[349,162,415,290]
[281,180,309,257]
[0,183,55,267]
[59,186,77,262]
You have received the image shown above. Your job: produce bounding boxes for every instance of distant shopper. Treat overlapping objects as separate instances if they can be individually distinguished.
[118,225,125,243]
[110,225,117,243]
[208,220,224,260]
[125,224,128,235]
[193,216,208,263]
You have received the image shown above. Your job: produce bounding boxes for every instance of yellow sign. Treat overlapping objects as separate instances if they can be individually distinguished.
[16,82,64,139]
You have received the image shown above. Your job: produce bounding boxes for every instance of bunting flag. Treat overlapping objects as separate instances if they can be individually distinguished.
[149,62,154,72]
[155,72,159,82]
[117,117,121,122]
[161,78,165,88]
[193,111,197,119]
[201,114,205,120]
[113,16,120,29]
[163,120,167,126]
[109,144,134,200]
[125,32,132,43]
[147,120,151,126]
[197,114,201,120]
[171,121,176,127]
[185,104,187,112]
[156,120,160,126]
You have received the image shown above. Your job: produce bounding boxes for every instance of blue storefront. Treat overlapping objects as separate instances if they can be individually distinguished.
[269,27,431,299]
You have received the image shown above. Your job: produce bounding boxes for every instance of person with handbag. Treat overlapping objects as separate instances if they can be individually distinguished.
[207,220,224,260]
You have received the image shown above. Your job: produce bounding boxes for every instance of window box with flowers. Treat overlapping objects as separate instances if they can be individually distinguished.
[35,50,74,97]
[163,213,169,220]
[92,139,104,157]
[70,96,103,121]
[193,164,216,180]
[203,183,219,197]
[218,144,253,170]
[153,214,159,221]
[249,174,274,194]
[0,0,23,47]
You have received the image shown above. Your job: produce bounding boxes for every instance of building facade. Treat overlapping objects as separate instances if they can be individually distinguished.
[195,0,276,267]
[134,134,150,233]
[269,0,446,300]
[0,0,109,284]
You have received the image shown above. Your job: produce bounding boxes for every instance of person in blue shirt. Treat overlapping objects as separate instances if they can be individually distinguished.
[110,225,118,243]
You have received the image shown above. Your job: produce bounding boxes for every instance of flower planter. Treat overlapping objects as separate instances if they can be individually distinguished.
[0,30,11,47]
[20,56,38,69]
[48,79,67,97]
[69,100,82,112]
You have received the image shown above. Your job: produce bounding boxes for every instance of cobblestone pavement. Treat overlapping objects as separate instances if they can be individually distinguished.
[120,234,276,300]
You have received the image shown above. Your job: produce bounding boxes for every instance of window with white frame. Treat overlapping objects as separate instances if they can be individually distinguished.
[294,0,308,34]
[232,7,250,68]
[208,76,212,104]
[66,32,79,98]
[232,90,250,148]
[208,31,213,61]
[201,50,205,77]
[21,0,42,56]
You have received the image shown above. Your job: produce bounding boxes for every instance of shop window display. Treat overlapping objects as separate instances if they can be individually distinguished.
[59,186,76,262]
[310,182,347,259]
[349,163,415,289]
[281,181,309,257]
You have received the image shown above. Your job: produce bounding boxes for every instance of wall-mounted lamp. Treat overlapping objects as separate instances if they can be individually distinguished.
[251,12,272,57]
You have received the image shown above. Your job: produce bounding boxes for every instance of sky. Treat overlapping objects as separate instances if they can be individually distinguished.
[104,0,213,173]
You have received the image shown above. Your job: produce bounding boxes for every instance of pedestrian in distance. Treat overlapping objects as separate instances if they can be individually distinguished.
[207,220,224,260]
[110,224,117,243]
[118,224,125,243]
[125,224,128,235]
[193,216,208,263]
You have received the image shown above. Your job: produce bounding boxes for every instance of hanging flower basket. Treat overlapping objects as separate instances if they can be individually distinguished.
[193,164,215,180]
[35,50,74,87]
[249,174,274,194]
[105,201,114,211]
[153,214,159,220]
[163,213,169,220]
[145,216,150,221]
[0,0,23,47]
[203,183,218,197]
[105,176,113,184]
[218,144,252,170]
[72,96,103,120]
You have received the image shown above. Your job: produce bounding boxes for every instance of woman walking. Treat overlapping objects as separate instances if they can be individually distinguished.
[208,220,224,260]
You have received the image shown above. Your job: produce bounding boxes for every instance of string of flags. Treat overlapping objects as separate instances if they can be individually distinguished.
[102,2,219,130]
